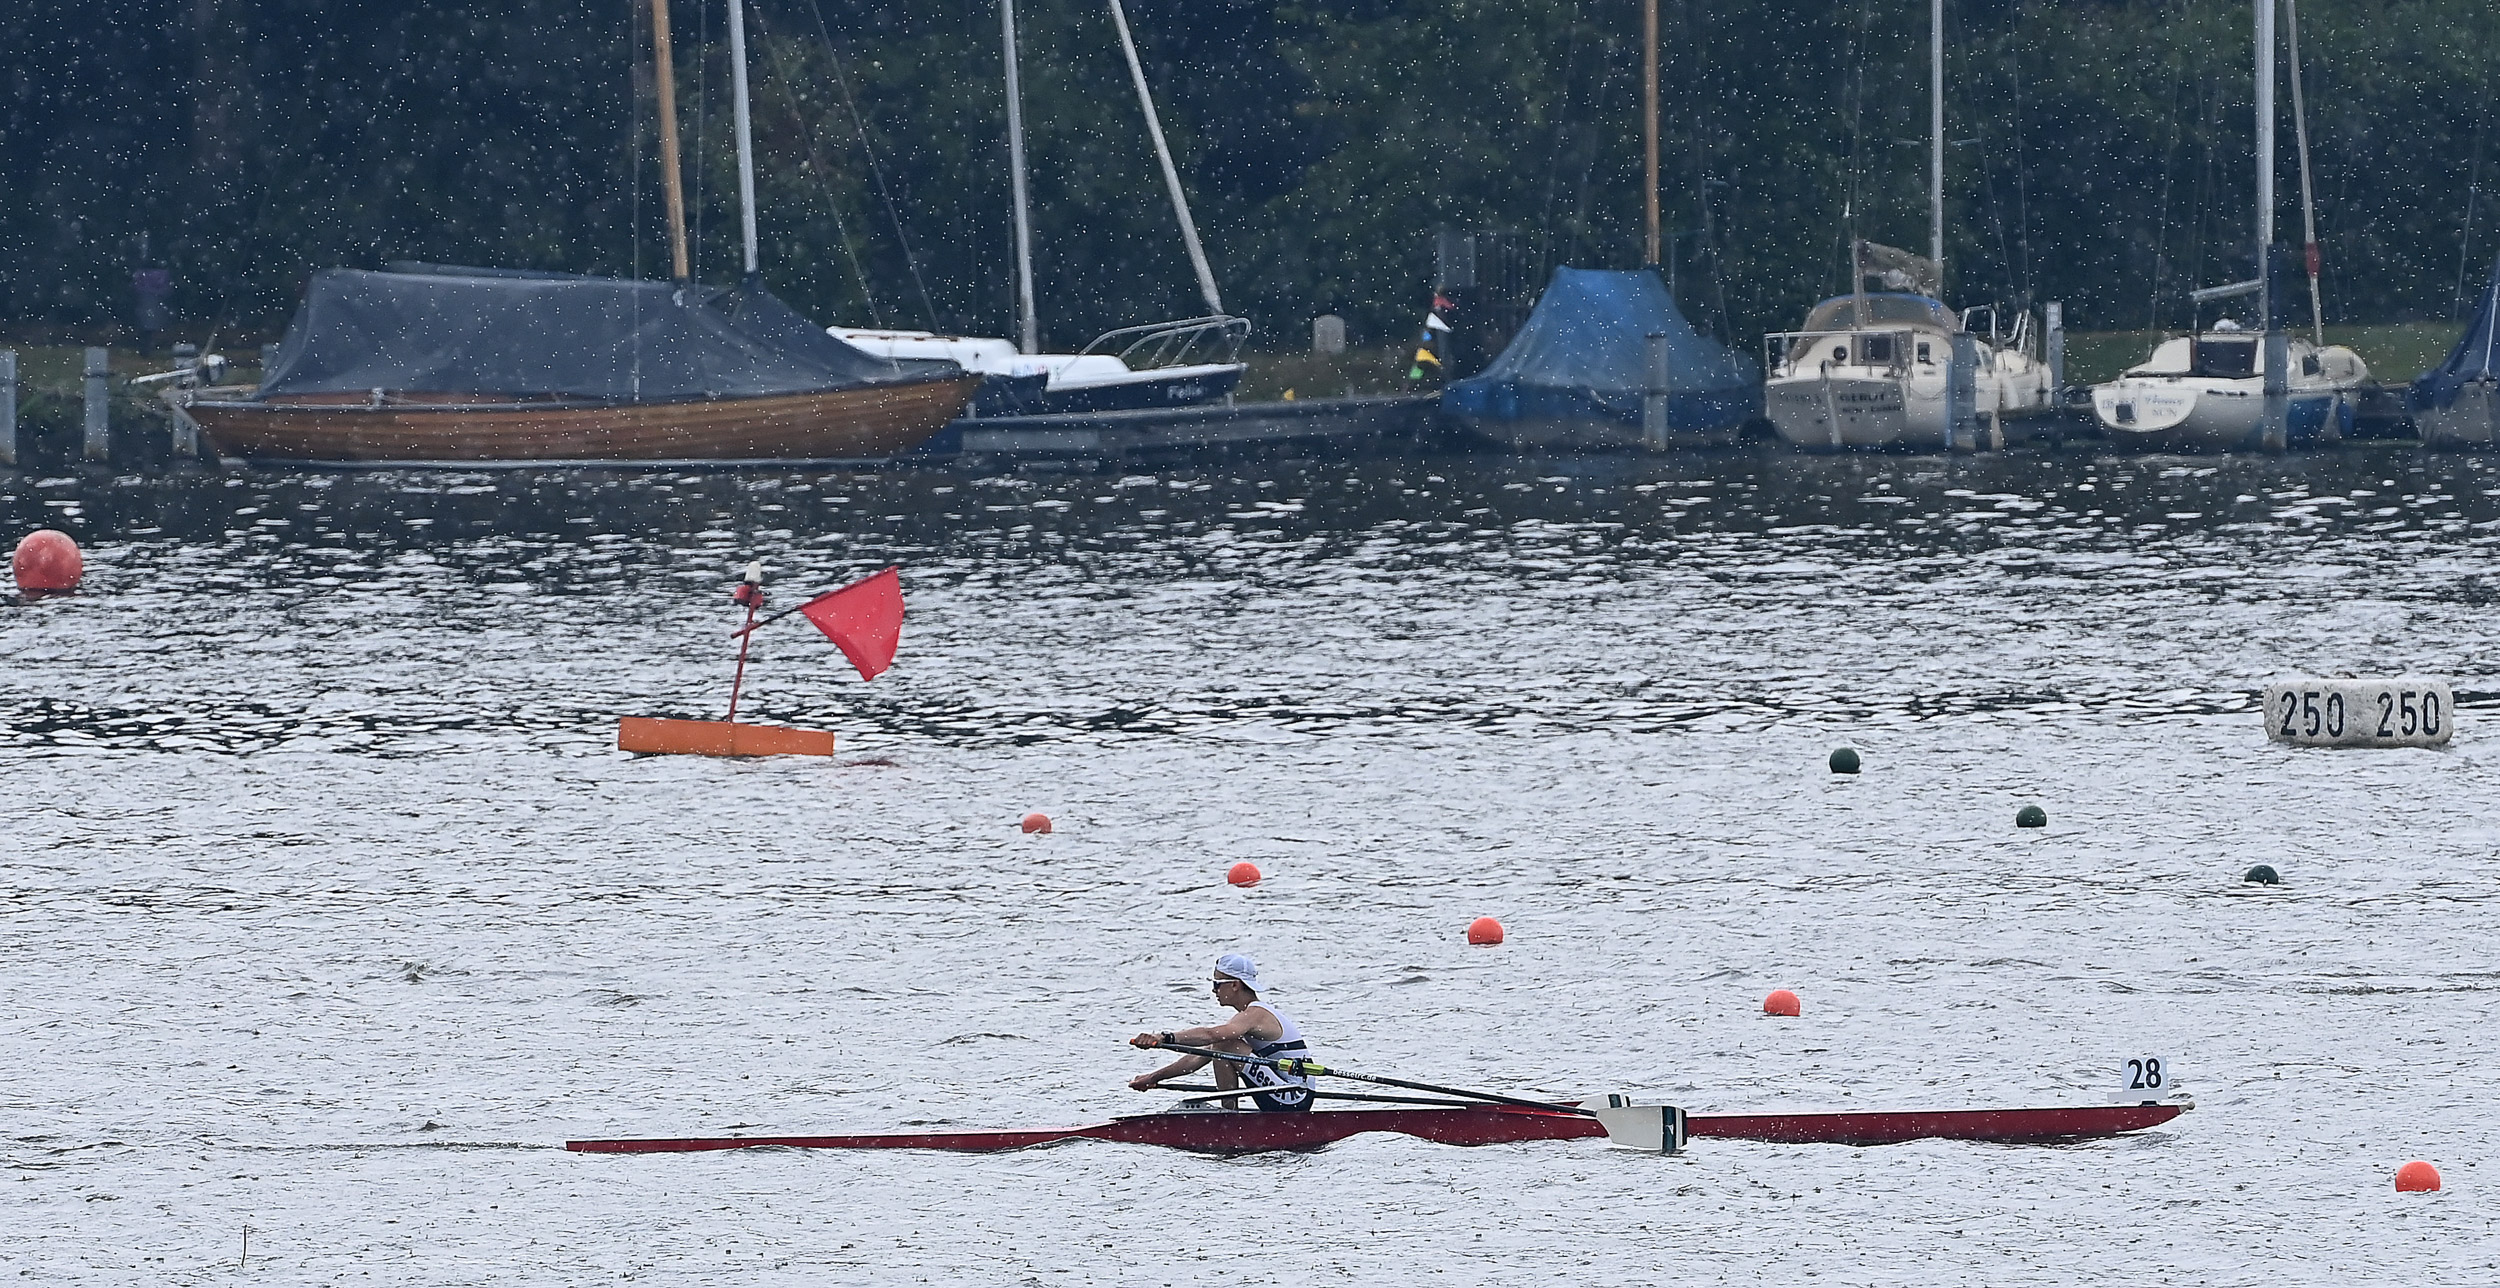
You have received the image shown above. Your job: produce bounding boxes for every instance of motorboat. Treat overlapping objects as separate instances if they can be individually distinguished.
[831,315,1246,418]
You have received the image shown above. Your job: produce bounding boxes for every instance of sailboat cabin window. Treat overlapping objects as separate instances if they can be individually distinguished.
[1859,335,1895,365]
[2190,339,2258,379]
[2302,353,2321,376]
[1917,342,1932,363]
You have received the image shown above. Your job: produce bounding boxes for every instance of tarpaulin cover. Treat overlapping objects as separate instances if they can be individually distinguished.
[1441,267,1760,430]
[799,567,904,681]
[2416,255,2500,411]
[256,265,956,402]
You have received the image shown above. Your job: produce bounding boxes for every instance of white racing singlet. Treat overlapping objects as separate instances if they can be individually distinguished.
[1241,1001,1316,1113]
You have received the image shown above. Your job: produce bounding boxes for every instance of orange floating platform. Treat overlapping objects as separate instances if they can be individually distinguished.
[617,716,837,758]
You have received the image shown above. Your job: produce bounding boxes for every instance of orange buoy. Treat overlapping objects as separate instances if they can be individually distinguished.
[1465,916,1504,946]
[2395,1161,2442,1192]
[1021,812,1053,834]
[1763,989,1802,1017]
[13,529,83,595]
[1227,862,1261,887]
[616,716,835,757]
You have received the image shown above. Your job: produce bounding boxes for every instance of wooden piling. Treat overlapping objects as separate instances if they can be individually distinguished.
[82,346,110,461]
[0,349,16,467]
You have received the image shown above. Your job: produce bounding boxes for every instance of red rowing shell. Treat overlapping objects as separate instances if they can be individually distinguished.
[565,1103,2185,1155]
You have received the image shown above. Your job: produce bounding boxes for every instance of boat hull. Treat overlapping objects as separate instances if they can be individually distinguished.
[186,375,982,464]
[2417,380,2500,448]
[565,1102,2186,1156]
[2094,379,2351,451]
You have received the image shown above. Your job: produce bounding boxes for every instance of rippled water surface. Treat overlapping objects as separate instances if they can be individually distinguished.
[6,448,2499,1284]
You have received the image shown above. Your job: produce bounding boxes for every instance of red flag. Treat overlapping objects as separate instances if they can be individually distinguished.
[798,567,904,681]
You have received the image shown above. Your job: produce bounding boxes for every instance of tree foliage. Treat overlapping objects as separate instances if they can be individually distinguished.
[1,0,2492,349]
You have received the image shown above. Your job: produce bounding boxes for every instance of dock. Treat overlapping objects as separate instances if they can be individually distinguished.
[942,395,1440,466]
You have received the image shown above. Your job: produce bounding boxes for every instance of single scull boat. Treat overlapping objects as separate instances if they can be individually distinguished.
[567,1102,2185,1156]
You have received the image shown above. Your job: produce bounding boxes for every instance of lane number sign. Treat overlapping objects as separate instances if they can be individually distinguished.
[2116,1056,2176,1103]
[2263,678,2453,748]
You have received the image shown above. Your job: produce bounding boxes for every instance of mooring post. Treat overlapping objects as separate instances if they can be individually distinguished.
[0,349,17,467]
[1946,332,1978,450]
[2045,302,2066,392]
[167,341,201,457]
[82,346,110,461]
[2260,329,2290,452]
[1642,332,1671,449]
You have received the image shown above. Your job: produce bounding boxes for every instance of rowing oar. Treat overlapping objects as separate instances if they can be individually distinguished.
[1149,1041,1592,1117]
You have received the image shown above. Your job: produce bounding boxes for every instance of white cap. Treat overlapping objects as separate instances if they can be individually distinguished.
[1214,953,1265,995]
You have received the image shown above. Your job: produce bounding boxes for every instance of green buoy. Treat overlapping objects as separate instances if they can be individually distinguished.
[1829,747,1861,775]
[2015,805,2048,829]
[2244,864,2280,885]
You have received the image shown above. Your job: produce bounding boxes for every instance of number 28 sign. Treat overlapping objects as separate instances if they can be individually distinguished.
[2116,1056,2177,1103]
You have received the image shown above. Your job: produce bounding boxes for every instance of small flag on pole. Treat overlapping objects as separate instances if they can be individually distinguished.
[798,567,905,681]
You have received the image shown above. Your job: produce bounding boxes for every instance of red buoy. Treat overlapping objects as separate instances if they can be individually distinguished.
[1020,812,1052,834]
[1227,862,1261,887]
[1465,916,1504,946]
[2396,1161,2442,1192]
[1763,989,1801,1017]
[13,529,82,595]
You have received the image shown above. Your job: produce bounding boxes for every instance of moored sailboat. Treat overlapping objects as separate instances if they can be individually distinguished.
[1761,1,2053,451]
[185,0,978,465]
[2090,0,2364,451]
[2414,254,2500,448]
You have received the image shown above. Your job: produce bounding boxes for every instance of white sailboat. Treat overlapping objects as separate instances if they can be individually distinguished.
[826,0,1247,417]
[2090,0,2365,451]
[1762,0,2052,450]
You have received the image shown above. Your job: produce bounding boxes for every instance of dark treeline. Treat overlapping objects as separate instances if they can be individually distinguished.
[2,0,2492,351]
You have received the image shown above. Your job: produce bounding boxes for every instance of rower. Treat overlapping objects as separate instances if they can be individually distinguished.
[1128,954,1316,1112]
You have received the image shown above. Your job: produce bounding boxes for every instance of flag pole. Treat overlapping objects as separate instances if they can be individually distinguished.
[726,563,764,722]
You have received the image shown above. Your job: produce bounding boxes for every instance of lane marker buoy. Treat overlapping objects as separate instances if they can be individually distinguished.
[1465,917,1504,946]
[1021,812,1052,834]
[1829,747,1860,774]
[1764,989,1801,1017]
[2015,805,2048,829]
[2395,1161,2442,1192]
[2244,864,2281,885]
[13,530,83,595]
[1227,862,1261,887]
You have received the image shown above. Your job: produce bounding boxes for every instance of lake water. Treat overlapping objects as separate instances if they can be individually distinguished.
[5,447,2497,1284]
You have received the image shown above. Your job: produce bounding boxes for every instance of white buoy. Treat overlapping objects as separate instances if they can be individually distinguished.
[2263,677,2453,748]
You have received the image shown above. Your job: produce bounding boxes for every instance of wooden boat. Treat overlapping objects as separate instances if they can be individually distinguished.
[566,1101,2186,1156]
[187,376,980,465]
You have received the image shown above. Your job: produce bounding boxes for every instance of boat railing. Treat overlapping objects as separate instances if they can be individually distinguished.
[1081,315,1252,370]
[1763,327,1920,379]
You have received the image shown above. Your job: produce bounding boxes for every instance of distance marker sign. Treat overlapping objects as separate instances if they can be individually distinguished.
[2263,677,2452,748]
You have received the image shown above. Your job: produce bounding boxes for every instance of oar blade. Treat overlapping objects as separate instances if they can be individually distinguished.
[1591,1095,1688,1154]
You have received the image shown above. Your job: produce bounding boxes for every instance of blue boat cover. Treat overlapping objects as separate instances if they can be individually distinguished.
[2415,254,2500,411]
[1441,267,1760,430]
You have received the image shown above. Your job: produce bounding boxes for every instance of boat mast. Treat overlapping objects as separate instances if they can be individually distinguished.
[1929,0,1944,284]
[2255,0,2275,333]
[1107,0,1224,316]
[1644,0,1660,267]
[727,0,760,279]
[2283,0,2324,345]
[650,0,692,281]
[1004,0,1039,352]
